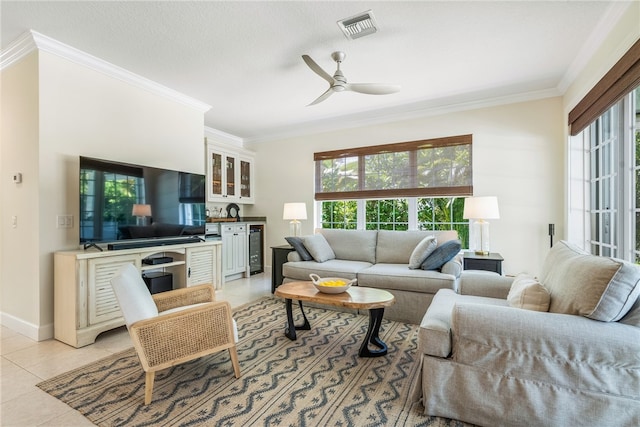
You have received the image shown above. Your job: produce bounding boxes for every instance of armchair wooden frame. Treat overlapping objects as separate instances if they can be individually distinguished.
[127,284,241,405]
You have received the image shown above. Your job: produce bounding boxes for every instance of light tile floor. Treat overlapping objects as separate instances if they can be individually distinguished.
[0,274,272,426]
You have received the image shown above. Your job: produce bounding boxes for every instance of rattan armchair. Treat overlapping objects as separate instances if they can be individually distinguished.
[111,264,241,405]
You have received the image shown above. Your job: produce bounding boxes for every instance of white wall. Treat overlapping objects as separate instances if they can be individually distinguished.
[246,97,565,276]
[1,52,41,335]
[1,49,206,339]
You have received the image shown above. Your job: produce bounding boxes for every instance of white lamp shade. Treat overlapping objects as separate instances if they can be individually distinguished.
[132,204,152,217]
[463,197,499,220]
[283,202,307,220]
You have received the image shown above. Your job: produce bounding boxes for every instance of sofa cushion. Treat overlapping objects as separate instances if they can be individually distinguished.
[302,234,336,263]
[507,274,550,312]
[282,259,372,281]
[318,229,377,263]
[421,240,462,270]
[285,236,313,261]
[540,241,640,321]
[409,235,437,269]
[358,263,457,293]
[376,230,458,264]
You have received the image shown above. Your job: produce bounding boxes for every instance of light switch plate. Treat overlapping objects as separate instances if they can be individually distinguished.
[57,215,73,229]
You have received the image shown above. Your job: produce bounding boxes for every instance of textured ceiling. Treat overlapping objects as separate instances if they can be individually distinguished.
[0,1,627,143]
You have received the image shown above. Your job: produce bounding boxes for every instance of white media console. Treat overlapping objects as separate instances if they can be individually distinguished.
[54,240,222,348]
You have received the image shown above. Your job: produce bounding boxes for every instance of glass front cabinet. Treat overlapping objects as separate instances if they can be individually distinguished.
[206,140,255,204]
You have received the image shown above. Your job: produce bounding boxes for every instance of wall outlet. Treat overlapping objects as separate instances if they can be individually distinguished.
[57,215,73,229]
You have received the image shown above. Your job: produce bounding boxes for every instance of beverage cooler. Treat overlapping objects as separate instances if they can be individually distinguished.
[249,224,264,275]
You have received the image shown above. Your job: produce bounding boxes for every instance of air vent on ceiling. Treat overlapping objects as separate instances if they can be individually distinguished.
[337,10,378,40]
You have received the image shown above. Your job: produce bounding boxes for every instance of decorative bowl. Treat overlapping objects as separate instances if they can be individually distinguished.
[309,273,356,294]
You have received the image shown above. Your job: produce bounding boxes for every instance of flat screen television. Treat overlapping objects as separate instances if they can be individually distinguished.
[79,156,206,245]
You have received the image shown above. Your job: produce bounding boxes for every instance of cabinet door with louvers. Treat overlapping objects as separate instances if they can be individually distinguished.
[186,246,215,286]
[88,255,140,325]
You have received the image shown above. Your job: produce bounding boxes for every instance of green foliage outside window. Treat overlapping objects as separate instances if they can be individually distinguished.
[321,200,357,229]
[417,197,469,248]
[321,197,469,248]
[366,199,408,230]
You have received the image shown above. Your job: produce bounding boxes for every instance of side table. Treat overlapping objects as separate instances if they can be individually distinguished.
[271,245,295,292]
[463,252,504,275]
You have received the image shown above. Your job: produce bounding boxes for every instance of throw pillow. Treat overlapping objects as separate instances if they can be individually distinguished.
[540,240,640,321]
[285,236,313,261]
[421,240,462,270]
[408,235,437,269]
[507,274,550,312]
[302,234,336,263]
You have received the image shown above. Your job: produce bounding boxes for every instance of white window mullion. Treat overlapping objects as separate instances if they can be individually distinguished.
[356,199,366,230]
[408,197,418,230]
[620,93,634,260]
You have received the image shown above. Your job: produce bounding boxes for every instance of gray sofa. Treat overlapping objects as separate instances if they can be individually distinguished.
[282,228,462,324]
[415,241,640,426]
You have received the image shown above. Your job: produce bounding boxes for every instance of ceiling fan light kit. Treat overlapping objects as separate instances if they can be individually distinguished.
[302,51,400,106]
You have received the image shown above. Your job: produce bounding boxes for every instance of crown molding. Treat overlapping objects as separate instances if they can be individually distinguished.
[204,126,244,147]
[0,30,37,69]
[0,30,211,113]
[557,1,635,94]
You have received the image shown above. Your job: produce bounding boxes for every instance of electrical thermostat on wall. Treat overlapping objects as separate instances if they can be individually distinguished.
[12,173,22,183]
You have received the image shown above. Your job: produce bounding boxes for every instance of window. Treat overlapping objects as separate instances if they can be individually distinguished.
[315,135,472,200]
[417,197,468,245]
[366,199,408,230]
[315,135,473,247]
[320,200,357,229]
[319,196,470,248]
[581,87,639,262]
[569,40,640,263]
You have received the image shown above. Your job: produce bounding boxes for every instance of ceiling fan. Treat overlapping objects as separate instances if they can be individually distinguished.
[302,51,400,106]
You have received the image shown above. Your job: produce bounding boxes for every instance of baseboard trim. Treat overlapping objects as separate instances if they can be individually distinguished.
[0,311,54,341]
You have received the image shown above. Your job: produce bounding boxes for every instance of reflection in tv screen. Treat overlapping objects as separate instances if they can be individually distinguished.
[79,156,206,243]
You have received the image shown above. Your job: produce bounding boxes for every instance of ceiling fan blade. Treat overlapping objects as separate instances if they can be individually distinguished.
[346,83,401,95]
[302,55,334,84]
[308,88,334,106]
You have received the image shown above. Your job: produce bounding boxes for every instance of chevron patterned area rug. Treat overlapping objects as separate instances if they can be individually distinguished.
[38,297,470,427]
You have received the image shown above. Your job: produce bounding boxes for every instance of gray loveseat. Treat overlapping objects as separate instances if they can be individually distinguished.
[415,240,640,426]
[282,228,462,324]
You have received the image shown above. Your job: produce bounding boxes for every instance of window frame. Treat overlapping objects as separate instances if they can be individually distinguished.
[579,88,638,262]
[314,134,473,201]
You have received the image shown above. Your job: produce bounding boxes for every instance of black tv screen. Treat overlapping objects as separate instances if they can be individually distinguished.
[79,156,206,243]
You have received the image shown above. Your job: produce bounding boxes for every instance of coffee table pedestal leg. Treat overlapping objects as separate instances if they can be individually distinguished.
[284,299,311,340]
[359,308,388,357]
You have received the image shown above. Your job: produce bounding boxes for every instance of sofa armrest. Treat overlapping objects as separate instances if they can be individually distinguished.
[287,251,302,262]
[452,303,640,393]
[441,254,462,278]
[459,271,513,298]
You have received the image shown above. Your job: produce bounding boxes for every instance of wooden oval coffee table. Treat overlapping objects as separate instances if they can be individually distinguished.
[274,281,395,357]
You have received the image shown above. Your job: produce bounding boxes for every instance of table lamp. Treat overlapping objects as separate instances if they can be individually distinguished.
[132,204,152,226]
[283,202,307,237]
[463,196,499,255]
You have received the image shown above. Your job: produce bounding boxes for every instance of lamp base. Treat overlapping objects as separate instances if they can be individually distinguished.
[474,250,490,256]
[289,220,301,237]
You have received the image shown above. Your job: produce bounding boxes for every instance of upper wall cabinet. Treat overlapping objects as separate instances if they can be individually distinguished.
[206,138,255,204]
